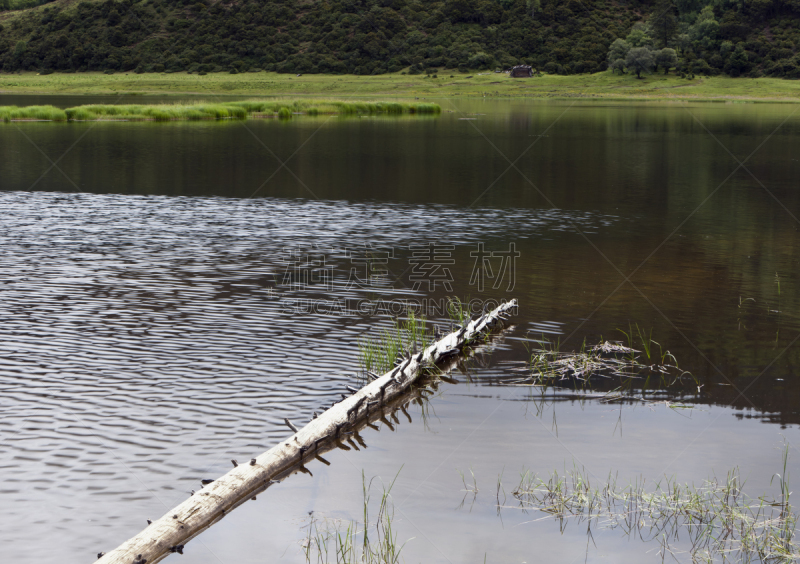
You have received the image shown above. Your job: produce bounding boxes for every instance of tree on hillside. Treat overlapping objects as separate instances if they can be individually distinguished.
[690,6,719,49]
[607,38,631,64]
[607,38,631,73]
[692,58,712,76]
[610,58,627,74]
[526,0,540,19]
[674,0,702,14]
[655,48,678,74]
[626,24,655,48]
[649,0,678,47]
[725,44,750,77]
[720,41,734,58]
[675,33,692,54]
[626,47,655,78]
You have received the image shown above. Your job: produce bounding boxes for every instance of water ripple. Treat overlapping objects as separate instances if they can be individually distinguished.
[0,190,614,562]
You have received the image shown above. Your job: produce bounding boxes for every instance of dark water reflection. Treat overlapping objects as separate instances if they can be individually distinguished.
[1,99,799,562]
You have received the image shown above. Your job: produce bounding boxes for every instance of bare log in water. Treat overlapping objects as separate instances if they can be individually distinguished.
[95,299,517,564]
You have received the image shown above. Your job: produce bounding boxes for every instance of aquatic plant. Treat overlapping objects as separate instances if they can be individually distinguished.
[357,313,431,377]
[229,99,440,117]
[63,102,248,121]
[0,105,68,121]
[1,100,440,123]
[509,448,797,563]
[303,470,408,564]
[358,327,405,376]
[403,311,429,352]
[446,297,470,327]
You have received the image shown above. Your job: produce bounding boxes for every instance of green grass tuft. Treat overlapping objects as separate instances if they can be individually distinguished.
[304,470,407,564]
[3,99,441,123]
[358,312,432,377]
[510,447,798,562]
[0,105,68,121]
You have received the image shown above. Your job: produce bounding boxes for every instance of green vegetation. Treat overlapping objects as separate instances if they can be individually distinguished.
[0,0,51,11]
[446,296,470,326]
[0,98,441,121]
[625,46,655,79]
[0,0,636,75]
[63,101,248,120]
[304,471,407,564]
[510,449,797,562]
[357,298,504,379]
[519,332,694,392]
[359,327,405,376]
[1,0,799,80]
[2,71,800,101]
[0,103,67,120]
[358,312,431,376]
[605,2,800,80]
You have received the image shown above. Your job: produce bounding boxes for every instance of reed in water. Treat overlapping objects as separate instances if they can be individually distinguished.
[0,99,441,122]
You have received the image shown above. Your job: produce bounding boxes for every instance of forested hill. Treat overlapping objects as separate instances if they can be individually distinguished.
[0,0,799,77]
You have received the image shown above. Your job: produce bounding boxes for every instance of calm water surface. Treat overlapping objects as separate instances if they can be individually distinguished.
[1,98,799,563]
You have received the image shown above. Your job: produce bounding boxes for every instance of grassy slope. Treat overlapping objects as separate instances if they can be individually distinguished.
[1,70,800,100]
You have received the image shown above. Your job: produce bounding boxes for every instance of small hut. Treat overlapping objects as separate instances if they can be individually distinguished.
[510,65,533,78]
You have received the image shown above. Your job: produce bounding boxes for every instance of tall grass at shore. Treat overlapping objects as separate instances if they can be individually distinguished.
[64,103,248,121]
[229,99,440,116]
[1,99,440,122]
[0,105,68,121]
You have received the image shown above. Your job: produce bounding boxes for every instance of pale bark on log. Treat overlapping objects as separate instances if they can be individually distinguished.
[95,299,517,564]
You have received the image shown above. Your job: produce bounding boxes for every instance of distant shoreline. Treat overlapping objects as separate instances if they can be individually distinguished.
[1,71,800,103]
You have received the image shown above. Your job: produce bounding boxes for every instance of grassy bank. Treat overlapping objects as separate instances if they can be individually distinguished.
[2,71,800,101]
[0,99,441,122]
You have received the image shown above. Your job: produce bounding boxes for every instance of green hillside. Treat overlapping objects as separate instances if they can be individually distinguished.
[0,0,798,78]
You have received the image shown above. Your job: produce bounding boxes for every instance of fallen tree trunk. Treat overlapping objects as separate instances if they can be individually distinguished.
[95,299,517,564]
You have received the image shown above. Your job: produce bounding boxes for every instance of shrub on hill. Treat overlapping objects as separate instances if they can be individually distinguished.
[602,0,800,78]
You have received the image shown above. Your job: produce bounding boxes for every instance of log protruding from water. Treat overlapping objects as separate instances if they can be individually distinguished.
[95,299,517,564]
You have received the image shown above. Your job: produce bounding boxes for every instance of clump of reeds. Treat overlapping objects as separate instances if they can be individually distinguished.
[303,471,408,564]
[404,311,429,351]
[2,100,440,123]
[0,105,68,121]
[358,312,430,377]
[510,448,797,562]
[229,99,441,119]
[358,327,405,376]
[63,102,249,121]
[446,296,470,327]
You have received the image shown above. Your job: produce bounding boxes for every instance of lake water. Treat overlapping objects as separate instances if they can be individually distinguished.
[1,97,800,563]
